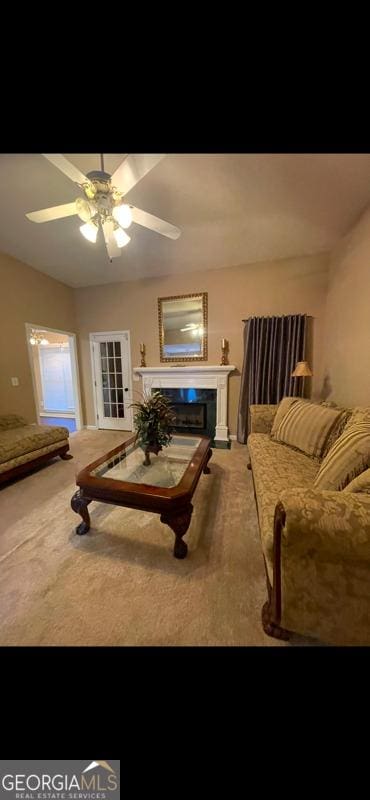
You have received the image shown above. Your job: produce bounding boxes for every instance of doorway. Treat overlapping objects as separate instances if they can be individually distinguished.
[26,324,83,432]
[90,331,133,431]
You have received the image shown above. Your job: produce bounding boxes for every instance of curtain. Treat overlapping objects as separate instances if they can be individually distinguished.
[237,314,307,443]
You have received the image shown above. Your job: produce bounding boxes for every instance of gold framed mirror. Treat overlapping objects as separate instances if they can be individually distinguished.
[158,292,208,362]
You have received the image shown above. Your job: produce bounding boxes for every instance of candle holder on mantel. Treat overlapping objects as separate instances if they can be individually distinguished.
[220,338,229,366]
[140,343,146,368]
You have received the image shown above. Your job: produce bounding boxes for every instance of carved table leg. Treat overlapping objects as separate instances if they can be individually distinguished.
[71,490,91,535]
[61,452,73,460]
[160,504,193,559]
[203,448,213,474]
[262,601,290,641]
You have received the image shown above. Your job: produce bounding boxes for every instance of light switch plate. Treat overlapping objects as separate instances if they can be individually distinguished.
[11,377,19,386]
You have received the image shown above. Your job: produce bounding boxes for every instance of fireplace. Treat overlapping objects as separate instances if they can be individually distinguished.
[173,402,206,430]
[134,365,235,448]
[156,387,216,440]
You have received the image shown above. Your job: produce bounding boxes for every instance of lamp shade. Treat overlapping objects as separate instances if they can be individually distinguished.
[291,360,313,377]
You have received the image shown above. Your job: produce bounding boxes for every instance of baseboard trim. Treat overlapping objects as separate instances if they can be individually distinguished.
[85,425,98,430]
[229,434,237,441]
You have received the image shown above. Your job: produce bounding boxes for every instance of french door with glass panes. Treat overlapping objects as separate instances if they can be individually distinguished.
[90,331,133,430]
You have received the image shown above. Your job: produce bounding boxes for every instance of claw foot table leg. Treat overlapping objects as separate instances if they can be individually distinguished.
[71,490,91,535]
[161,504,193,559]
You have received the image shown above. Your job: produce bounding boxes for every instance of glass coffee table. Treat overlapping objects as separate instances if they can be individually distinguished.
[71,434,212,558]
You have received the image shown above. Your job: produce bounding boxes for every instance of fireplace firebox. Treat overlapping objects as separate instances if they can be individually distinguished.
[173,403,206,429]
[155,387,217,440]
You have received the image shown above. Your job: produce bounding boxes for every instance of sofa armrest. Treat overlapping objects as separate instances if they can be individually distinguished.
[249,404,277,434]
[273,487,370,644]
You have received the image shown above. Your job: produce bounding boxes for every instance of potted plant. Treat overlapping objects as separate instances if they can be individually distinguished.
[131,390,176,466]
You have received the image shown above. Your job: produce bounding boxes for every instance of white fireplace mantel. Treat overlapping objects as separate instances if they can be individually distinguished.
[133,365,236,445]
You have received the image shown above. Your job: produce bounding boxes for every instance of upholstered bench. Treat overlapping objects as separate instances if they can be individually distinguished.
[0,414,72,484]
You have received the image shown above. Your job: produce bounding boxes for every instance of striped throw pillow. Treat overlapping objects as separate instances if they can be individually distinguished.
[343,467,370,494]
[270,397,303,438]
[314,423,370,491]
[274,399,342,459]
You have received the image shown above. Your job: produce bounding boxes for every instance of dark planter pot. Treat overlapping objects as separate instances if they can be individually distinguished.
[143,442,163,466]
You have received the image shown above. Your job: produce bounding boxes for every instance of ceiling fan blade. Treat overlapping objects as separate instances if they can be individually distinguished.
[26,202,77,223]
[102,219,121,260]
[111,155,166,196]
[130,206,181,240]
[42,154,90,186]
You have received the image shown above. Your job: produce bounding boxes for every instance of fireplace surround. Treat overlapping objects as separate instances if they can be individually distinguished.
[133,365,235,447]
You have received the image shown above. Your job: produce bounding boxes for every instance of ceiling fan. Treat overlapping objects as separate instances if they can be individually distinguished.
[26,154,181,262]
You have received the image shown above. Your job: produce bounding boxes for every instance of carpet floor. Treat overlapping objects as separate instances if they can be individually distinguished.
[0,430,314,646]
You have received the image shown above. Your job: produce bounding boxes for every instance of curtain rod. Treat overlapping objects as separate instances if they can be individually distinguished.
[242,314,313,322]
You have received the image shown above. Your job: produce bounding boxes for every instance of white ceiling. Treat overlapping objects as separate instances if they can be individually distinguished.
[0,153,370,288]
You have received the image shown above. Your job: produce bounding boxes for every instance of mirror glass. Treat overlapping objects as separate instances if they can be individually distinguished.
[158,293,208,361]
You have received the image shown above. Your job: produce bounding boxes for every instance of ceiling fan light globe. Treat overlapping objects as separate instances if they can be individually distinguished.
[40,338,49,345]
[80,222,98,243]
[113,227,130,248]
[76,197,95,223]
[29,336,37,345]
[113,203,132,229]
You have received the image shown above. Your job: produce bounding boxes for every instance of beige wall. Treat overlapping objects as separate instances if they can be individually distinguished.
[74,253,329,434]
[0,253,76,422]
[321,205,370,407]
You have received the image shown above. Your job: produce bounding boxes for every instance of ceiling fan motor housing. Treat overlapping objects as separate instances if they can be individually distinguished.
[81,171,121,220]
[86,169,111,182]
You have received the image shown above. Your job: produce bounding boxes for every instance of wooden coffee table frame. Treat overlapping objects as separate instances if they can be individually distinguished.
[71,433,212,558]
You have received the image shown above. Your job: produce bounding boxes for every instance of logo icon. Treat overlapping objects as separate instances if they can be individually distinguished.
[83,762,115,774]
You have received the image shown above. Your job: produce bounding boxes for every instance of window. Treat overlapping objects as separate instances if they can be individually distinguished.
[39,346,75,412]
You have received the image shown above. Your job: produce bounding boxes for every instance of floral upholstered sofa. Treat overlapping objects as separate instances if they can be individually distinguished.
[247,400,370,646]
[0,414,72,484]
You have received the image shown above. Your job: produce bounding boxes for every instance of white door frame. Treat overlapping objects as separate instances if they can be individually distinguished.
[25,323,83,432]
[89,330,133,431]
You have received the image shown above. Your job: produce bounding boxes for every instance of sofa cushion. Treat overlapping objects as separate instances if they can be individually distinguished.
[0,424,69,465]
[343,467,370,494]
[273,399,342,459]
[0,439,69,474]
[248,433,319,583]
[314,422,370,491]
[270,397,301,437]
[0,414,28,429]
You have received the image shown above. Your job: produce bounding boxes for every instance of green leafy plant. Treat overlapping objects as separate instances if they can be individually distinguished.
[130,390,176,465]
